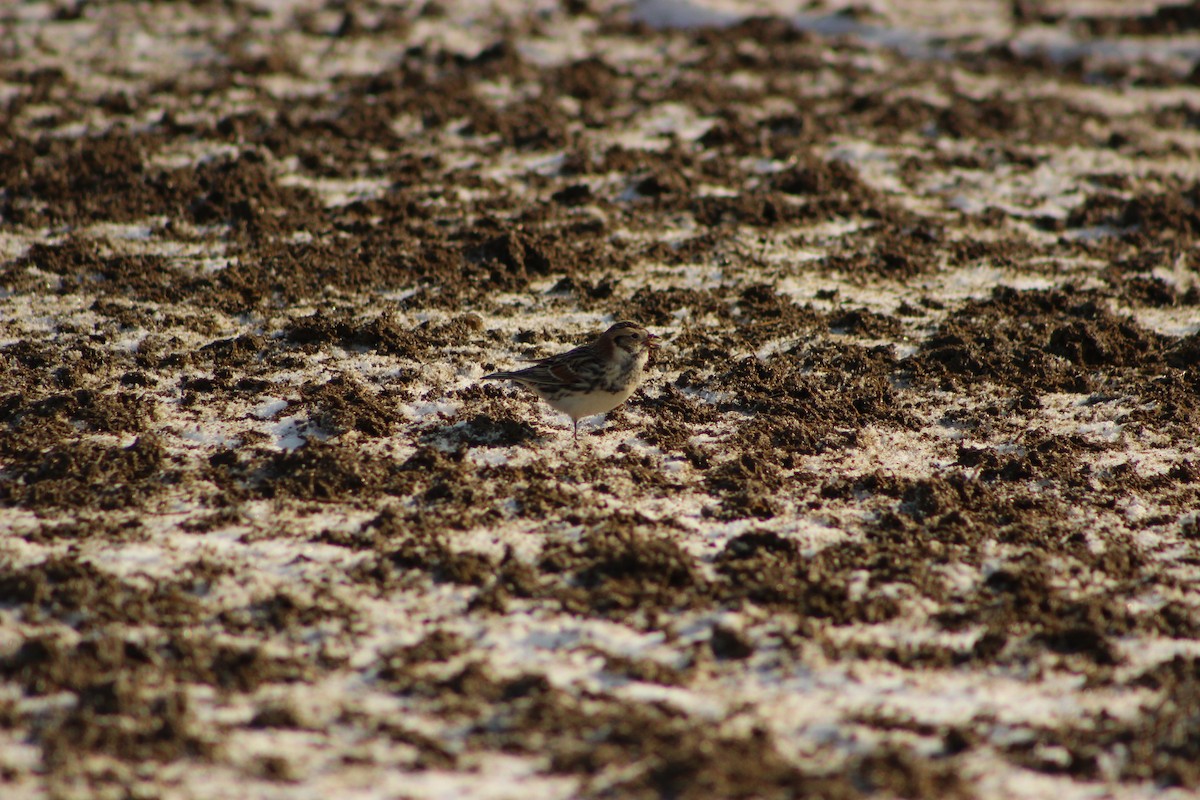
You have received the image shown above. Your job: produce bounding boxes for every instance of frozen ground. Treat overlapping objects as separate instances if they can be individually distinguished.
[2,1,1200,798]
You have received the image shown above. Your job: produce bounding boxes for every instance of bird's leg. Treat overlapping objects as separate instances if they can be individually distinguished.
[573,419,579,441]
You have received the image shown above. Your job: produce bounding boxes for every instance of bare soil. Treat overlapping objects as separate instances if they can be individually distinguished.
[2,2,1199,798]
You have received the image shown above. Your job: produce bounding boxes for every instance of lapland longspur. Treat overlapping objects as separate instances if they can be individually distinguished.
[483,321,658,439]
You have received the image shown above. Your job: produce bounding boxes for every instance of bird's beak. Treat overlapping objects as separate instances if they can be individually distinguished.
[647,333,660,350]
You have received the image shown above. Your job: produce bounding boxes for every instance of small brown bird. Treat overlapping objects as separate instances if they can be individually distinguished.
[483,321,659,439]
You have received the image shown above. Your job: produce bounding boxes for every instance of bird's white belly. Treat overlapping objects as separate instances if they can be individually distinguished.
[546,385,636,420]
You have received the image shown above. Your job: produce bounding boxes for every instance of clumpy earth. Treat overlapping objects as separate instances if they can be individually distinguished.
[2,1,1200,798]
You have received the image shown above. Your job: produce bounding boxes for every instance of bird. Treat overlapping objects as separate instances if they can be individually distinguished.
[482,321,659,439]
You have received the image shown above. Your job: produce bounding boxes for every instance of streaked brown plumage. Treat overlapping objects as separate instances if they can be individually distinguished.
[483,321,658,439]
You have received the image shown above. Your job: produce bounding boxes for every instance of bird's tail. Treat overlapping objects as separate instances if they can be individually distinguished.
[482,372,517,380]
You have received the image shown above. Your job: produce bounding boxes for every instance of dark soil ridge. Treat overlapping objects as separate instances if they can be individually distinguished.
[2,2,1199,798]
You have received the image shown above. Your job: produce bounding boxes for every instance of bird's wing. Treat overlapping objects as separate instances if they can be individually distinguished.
[493,349,593,390]
[546,360,584,385]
